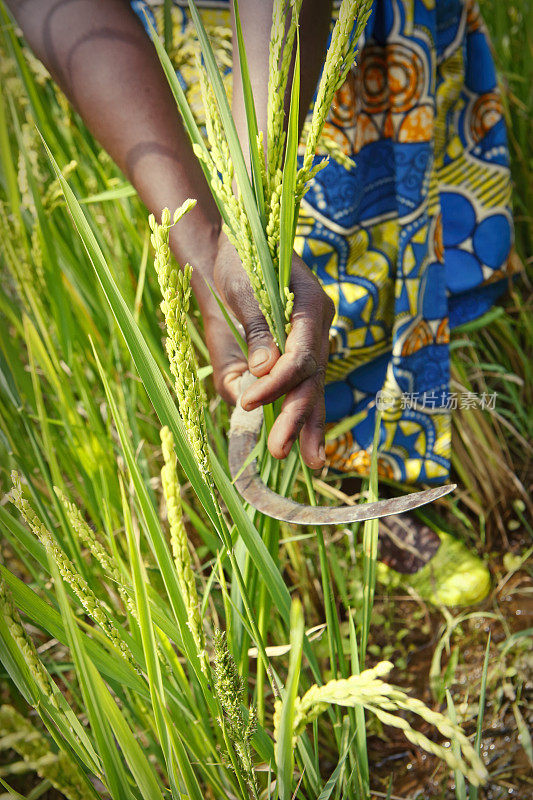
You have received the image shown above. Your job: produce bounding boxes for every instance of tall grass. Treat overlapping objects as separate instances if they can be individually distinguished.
[0,0,520,797]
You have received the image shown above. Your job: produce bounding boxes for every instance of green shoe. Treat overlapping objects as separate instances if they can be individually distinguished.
[406,532,491,606]
[378,518,491,607]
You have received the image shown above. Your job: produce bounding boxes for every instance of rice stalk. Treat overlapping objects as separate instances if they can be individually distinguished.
[0,705,93,800]
[266,0,303,189]
[149,204,211,485]
[213,629,259,798]
[54,486,136,619]
[296,0,373,202]
[274,661,488,788]
[0,581,60,710]
[10,472,135,666]
[160,424,208,675]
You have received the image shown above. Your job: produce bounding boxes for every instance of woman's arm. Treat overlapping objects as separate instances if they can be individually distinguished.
[7,0,334,468]
[5,0,220,306]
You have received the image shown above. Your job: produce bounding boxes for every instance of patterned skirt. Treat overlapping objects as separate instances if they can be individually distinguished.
[133,0,514,484]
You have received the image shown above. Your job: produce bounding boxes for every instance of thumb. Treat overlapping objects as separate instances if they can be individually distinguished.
[241,302,280,377]
[215,244,279,378]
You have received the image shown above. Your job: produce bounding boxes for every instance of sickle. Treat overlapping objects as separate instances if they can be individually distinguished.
[228,372,455,525]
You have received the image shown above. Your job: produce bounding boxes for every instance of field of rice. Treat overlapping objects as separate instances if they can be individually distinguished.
[0,1,531,798]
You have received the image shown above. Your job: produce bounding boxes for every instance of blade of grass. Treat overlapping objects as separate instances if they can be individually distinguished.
[207,282,248,356]
[163,0,172,53]
[446,690,467,800]
[52,557,134,800]
[276,598,305,800]
[359,408,381,666]
[232,0,266,222]
[318,732,356,800]
[96,671,165,800]
[469,634,490,800]
[278,27,300,296]
[120,478,183,798]
[80,183,137,204]
[348,612,369,800]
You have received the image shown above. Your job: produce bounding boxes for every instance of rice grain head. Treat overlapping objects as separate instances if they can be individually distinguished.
[160,425,208,674]
[273,661,488,786]
[0,580,60,709]
[213,629,258,796]
[10,473,134,665]
[149,205,212,484]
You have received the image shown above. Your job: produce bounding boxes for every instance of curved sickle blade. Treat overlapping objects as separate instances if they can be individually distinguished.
[228,372,455,525]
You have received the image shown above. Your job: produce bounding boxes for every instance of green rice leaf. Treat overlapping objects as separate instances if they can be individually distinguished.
[278,29,300,296]
[52,557,134,800]
[348,611,370,795]
[80,184,137,204]
[120,478,182,797]
[97,673,164,800]
[446,690,467,800]
[316,733,356,800]
[360,407,381,666]
[276,598,305,800]
[207,282,248,356]
[233,0,266,222]
[470,635,490,800]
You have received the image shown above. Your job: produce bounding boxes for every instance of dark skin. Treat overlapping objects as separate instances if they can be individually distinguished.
[6,0,334,469]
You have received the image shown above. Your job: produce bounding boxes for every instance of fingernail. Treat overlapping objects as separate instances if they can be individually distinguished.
[282,439,295,457]
[250,348,269,369]
[318,445,326,462]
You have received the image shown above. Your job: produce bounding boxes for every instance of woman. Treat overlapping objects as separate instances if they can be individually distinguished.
[7,0,512,603]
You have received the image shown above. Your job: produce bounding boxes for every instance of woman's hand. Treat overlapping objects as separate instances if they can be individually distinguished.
[213,234,334,469]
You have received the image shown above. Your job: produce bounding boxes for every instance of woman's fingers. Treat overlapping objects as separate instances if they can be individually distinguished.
[266,310,330,467]
[267,373,326,467]
[240,348,322,410]
[241,273,333,411]
[215,238,334,466]
[298,393,327,468]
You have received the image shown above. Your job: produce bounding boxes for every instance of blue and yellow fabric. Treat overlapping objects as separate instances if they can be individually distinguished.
[133,0,514,485]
